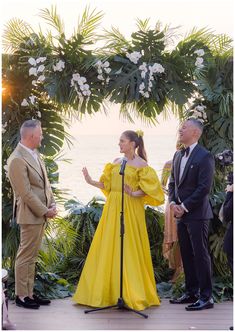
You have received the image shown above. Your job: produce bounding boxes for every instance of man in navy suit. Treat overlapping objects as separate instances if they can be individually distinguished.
[168,118,215,311]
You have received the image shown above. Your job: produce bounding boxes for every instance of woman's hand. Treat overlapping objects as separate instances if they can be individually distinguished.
[124,184,133,197]
[82,167,92,185]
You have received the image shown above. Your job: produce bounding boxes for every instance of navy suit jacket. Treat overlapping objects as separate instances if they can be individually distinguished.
[168,144,215,221]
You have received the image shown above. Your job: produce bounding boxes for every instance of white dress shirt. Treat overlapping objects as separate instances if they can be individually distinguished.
[19,142,40,166]
[179,142,198,181]
[179,142,198,212]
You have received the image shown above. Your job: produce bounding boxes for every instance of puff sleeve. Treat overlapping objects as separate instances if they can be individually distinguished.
[138,166,165,206]
[99,163,113,197]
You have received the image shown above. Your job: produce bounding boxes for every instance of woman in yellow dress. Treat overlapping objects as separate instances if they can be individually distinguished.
[73,130,164,311]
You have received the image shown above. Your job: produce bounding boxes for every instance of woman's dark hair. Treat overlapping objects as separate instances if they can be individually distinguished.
[122,130,147,162]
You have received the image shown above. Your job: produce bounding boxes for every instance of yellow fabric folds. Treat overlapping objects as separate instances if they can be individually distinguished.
[72,163,164,310]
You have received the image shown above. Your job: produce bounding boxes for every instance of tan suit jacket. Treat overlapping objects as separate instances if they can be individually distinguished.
[7,143,55,224]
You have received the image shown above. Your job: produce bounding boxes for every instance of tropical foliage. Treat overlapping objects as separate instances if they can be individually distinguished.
[2,6,233,299]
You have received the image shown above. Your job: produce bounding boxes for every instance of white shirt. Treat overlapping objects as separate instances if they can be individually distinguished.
[178,142,198,212]
[179,142,198,181]
[19,142,40,166]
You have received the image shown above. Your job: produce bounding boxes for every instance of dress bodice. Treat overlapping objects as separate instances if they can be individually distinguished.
[100,163,164,207]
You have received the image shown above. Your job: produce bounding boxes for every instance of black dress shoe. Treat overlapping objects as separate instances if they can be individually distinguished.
[185,298,214,311]
[15,296,40,309]
[33,294,51,305]
[170,293,198,304]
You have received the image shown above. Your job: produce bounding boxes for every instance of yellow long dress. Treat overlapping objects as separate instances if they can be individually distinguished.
[73,163,165,311]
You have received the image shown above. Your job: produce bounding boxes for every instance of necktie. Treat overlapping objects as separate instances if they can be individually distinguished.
[181,146,190,157]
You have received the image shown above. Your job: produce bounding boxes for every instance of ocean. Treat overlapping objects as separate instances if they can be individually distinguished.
[57,133,178,206]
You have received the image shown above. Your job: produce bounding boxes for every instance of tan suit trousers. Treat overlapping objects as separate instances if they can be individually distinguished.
[15,223,45,297]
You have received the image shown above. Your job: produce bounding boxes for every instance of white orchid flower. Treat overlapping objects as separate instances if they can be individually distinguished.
[139,63,147,71]
[196,105,206,112]
[126,51,142,64]
[104,67,111,74]
[32,80,37,86]
[97,68,103,74]
[95,60,102,67]
[3,165,8,176]
[195,57,204,68]
[53,60,65,71]
[38,75,45,82]
[29,95,36,104]
[36,111,42,118]
[143,92,150,98]
[83,84,90,90]
[72,73,81,81]
[21,99,29,107]
[151,63,165,73]
[37,65,45,73]
[28,57,37,66]
[77,77,87,85]
[98,74,104,80]
[194,49,205,57]
[29,67,37,76]
[102,61,110,68]
[139,82,145,90]
[36,57,47,63]
[141,71,146,79]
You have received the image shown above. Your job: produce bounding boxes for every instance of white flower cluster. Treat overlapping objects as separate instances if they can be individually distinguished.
[71,73,91,97]
[53,60,65,72]
[138,62,165,98]
[21,95,41,117]
[126,51,142,64]
[2,122,7,134]
[95,60,111,84]
[190,104,207,123]
[194,49,205,69]
[28,57,47,85]
[3,164,8,177]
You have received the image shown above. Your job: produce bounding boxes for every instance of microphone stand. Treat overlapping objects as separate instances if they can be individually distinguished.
[84,166,148,319]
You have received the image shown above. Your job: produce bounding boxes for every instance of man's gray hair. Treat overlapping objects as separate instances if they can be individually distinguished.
[20,119,41,138]
[187,117,204,133]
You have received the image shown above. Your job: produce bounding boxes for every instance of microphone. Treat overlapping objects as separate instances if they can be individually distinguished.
[119,157,128,175]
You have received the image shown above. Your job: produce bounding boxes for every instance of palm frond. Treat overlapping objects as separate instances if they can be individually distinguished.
[39,6,64,35]
[102,27,130,53]
[136,18,151,32]
[2,18,34,53]
[209,34,233,55]
[76,6,104,43]
[119,103,158,125]
[183,27,213,44]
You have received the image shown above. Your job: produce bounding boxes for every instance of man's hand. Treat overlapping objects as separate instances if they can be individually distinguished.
[171,204,185,218]
[45,207,57,219]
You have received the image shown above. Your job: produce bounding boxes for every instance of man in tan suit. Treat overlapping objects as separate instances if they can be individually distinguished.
[8,119,57,309]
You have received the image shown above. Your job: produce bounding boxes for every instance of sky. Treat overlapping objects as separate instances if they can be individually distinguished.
[1,0,234,135]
